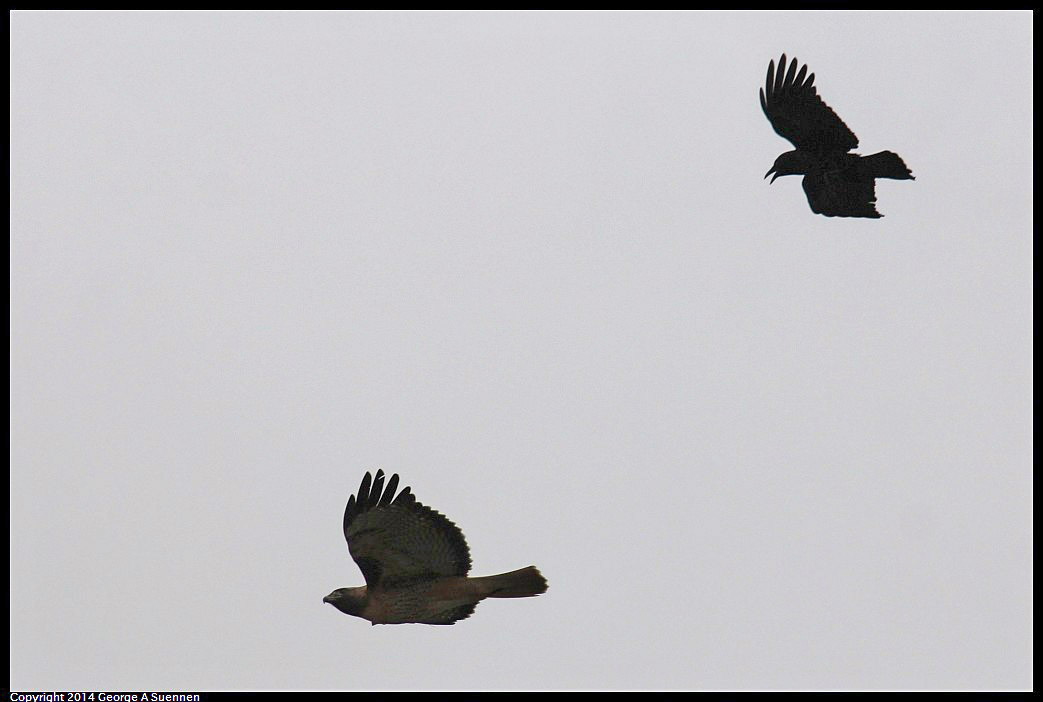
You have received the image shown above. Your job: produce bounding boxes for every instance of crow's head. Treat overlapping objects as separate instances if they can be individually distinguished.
[323,586,368,618]
[765,150,814,183]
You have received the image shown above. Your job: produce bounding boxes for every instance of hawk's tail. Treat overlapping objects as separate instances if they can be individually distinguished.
[863,151,915,180]
[473,566,548,598]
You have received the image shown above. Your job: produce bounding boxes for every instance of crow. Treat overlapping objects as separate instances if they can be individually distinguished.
[760,54,914,218]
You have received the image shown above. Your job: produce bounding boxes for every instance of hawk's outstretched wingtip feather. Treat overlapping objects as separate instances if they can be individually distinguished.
[344,470,410,530]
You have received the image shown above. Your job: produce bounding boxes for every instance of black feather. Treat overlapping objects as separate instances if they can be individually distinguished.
[368,470,385,510]
[357,472,372,508]
[380,474,399,506]
[342,494,357,534]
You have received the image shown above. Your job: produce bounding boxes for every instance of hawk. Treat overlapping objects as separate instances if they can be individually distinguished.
[760,53,914,218]
[324,470,548,625]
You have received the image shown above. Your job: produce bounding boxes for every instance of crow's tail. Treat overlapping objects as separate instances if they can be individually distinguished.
[863,151,914,180]
[471,566,548,598]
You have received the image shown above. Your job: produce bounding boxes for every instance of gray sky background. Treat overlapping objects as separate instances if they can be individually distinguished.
[9,10,1032,691]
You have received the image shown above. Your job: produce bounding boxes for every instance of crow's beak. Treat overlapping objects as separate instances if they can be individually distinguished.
[765,167,777,183]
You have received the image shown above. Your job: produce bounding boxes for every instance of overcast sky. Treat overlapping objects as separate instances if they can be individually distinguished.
[9,10,1032,691]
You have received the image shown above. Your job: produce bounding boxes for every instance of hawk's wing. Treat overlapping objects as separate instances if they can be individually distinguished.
[342,470,471,587]
[801,170,882,219]
[760,54,859,154]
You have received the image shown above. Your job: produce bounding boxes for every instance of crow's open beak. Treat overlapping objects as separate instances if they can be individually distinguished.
[765,167,777,183]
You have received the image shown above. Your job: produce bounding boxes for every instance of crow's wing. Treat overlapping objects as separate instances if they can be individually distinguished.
[760,54,859,154]
[342,470,471,587]
[801,170,882,218]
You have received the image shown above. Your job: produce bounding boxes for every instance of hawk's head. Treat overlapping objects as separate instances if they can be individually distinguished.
[323,587,367,618]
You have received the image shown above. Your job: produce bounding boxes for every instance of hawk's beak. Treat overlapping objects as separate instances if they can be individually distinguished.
[323,595,334,604]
